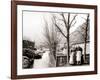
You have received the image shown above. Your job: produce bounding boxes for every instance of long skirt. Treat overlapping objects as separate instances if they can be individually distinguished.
[69,52,75,64]
[76,51,82,62]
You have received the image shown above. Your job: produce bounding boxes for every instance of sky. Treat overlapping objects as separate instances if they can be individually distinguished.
[23,11,88,47]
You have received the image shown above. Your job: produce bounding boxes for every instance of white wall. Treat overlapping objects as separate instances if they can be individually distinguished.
[0,0,100,80]
[72,42,90,54]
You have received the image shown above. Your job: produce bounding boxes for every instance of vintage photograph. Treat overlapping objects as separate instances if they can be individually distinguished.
[11,1,97,79]
[22,11,90,69]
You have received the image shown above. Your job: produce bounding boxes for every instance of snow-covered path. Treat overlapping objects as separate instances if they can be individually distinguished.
[34,51,55,68]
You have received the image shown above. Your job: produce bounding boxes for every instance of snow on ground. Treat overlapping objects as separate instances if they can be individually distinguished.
[34,50,51,68]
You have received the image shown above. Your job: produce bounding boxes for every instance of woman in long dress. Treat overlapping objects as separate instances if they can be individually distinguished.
[76,46,82,65]
[69,48,76,65]
[69,52,75,65]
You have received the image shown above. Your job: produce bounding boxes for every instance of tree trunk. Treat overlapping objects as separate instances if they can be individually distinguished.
[53,46,56,60]
[53,47,57,66]
[83,14,89,63]
[66,13,70,64]
[83,37,87,63]
[67,31,70,64]
[52,43,57,66]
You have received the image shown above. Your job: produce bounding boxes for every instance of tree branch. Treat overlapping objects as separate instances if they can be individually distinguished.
[55,23,67,38]
[69,14,77,26]
[76,30,85,39]
[70,20,76,27]
[61,13,69,30]
[52,14,67,38]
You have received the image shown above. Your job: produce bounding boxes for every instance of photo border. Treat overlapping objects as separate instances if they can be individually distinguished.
[11,1,97,79]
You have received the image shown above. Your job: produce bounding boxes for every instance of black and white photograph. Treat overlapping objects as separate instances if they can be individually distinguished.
[22,11,90,69]
[11,1,97,79]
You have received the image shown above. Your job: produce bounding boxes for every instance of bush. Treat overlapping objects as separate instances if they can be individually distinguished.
[34,54,42,59]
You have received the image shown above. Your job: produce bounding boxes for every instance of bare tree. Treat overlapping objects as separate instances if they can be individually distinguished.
[52,13,77,64]
[77,14,89,63]
[43,17,61,62]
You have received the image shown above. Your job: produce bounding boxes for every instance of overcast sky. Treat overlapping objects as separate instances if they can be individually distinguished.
[23,11,88,46]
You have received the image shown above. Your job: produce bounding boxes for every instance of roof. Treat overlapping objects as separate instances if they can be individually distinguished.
[70,22,90,45]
